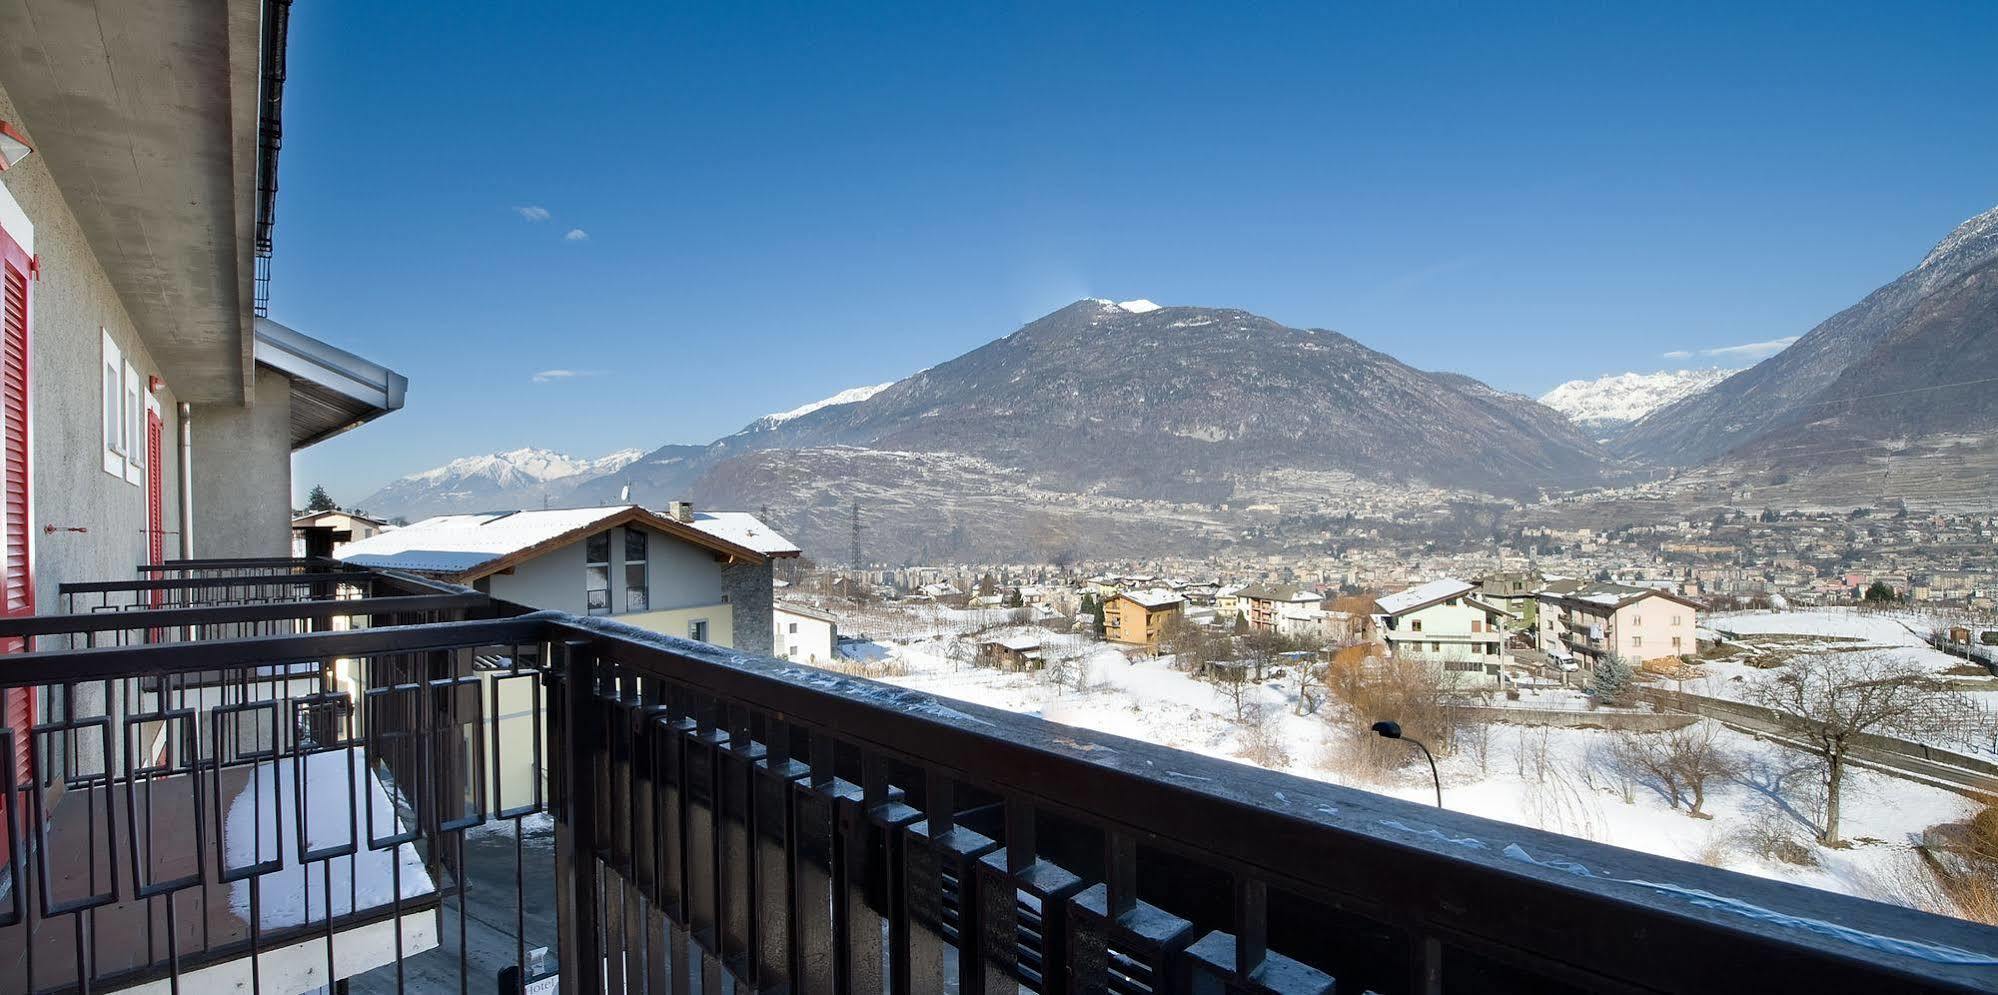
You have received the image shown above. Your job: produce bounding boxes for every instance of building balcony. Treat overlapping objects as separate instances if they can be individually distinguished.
[0,560,1992,992]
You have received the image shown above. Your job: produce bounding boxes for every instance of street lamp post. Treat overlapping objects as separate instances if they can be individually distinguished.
[1371,720,1442,808]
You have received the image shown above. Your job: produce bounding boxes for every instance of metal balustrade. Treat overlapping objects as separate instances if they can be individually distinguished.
[0,561,1990,993]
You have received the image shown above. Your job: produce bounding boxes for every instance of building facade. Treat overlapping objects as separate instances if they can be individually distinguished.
[1538,584,1702,668]
[1374,579,1512,686]
[338,504,797,654]
[1102,589,1185,648]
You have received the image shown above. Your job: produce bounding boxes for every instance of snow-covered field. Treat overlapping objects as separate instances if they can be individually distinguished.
[827,610,1987,913]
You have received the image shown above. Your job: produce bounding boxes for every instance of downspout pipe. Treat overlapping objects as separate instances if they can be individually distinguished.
[177,402,194,559]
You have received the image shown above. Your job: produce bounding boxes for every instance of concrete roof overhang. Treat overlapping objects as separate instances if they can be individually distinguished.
[0,0,265,404]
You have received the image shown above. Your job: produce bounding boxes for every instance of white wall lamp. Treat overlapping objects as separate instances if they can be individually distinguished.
[0,121,32,171]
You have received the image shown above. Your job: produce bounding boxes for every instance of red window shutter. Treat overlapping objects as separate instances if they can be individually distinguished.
[0,216,36,824]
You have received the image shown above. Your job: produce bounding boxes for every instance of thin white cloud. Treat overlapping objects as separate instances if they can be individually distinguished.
[564,228,589,241]
[1662,336,1798,361]
[531,369,606,384]
[514,205,552,222]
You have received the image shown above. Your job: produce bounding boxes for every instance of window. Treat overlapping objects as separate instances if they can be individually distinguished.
[1470,620,1481,633]
[1410,619,1422,632]
[101,331,124,475]
[624,528,648,612]
[123,361,143,484]
[689,618,709,642]
[585,531,611,615]
[1672,636,1683,650]
[1631,635,1643,648]
[1632,614,1643,626]
[1671,615,1682,626]
[788,622,799,634]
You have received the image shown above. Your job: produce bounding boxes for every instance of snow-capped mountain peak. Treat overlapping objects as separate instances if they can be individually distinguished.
[361,447,646,519]
[1538,368,1739,432]
[743,382,896,432]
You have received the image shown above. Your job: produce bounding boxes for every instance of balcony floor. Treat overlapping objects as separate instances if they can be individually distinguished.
[0,748,439,991]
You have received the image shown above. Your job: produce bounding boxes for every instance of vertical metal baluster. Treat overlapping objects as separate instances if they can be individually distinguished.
[554,640,603,995]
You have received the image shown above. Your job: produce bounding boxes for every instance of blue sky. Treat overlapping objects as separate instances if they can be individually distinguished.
[282,1,1998,505]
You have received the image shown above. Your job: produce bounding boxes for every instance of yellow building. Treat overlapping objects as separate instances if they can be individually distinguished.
[1103,589,1186,648]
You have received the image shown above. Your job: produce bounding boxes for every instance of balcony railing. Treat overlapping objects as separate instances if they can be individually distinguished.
[0,560,1993,993]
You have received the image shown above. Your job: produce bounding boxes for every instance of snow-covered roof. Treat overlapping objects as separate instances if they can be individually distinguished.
[688,511,801,556]
[1375,578,1476,615]
[987,635,1043,651]
[337,506,634,574]
[1116,588,1184,609]
[336,505,795,576]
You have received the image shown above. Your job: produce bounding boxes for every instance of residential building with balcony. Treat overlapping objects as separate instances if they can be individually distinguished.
[1235,583,1323,631]
[1539,583,1703,668]
[0,0,412,986]
[1102,588,1185,648]
[1373,578,1512,686]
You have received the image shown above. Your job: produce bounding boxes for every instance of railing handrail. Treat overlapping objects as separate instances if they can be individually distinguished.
[0,615,549,683]
[0,592,490,639]
[59,570,365,594]
[3,600,1995,991]
[134,555,349,572]
[542,614,1998,993]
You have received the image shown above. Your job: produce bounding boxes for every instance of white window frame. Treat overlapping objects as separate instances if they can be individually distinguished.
[689,618,709,643]
[123,360,143,485]
[101,330,125,477]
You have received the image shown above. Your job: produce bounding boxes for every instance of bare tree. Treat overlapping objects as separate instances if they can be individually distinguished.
[1608,723,1739,818]
[1287,646,1328,716]
[1212,661,1253,719]
[1752,652,1962,845]
[1158,614,1218,674]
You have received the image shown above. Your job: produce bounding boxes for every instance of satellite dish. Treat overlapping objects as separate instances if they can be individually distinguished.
[620,485,631,503]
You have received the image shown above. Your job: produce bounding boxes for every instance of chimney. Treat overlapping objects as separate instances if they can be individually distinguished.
[667,500,695,523]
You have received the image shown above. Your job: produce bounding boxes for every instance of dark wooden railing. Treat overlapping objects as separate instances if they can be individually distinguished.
[0,561,1990,993]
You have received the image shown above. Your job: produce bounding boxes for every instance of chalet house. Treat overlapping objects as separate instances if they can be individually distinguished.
[1538,584,1702,668]
[1102,588,1185,648]
[338,502,797,653]
[1373,579,1512,686]
[775,601,839,664]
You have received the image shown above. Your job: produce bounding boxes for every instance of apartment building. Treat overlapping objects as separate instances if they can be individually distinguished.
[1538,583,1703,668]
[1102,588,1185,648]
[1373,578,1512,686]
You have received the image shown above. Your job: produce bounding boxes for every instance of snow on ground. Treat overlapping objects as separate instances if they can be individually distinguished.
[1709,607,1933,647]
[832,623,1981,909]
[1689,607,1989,701]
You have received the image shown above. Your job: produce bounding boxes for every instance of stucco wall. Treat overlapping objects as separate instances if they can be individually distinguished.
[191,371,292,558]
[0,82,186,603]
[486,524,731,618]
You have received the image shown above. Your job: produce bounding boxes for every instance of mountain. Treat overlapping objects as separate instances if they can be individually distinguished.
[359,447,643,520]
[540,299,1619,558]
[1538,369,1739,435]
[1614,204,1998,467]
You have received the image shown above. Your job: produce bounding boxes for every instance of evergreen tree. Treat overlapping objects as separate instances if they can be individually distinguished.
[1590,654,1634,706]
[1862,580,1898,604]
[305,485,337,512]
